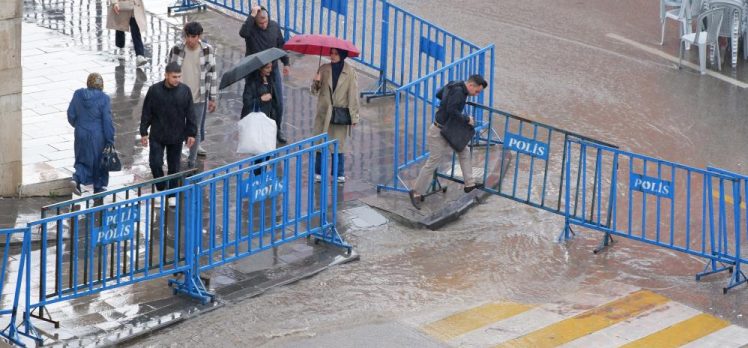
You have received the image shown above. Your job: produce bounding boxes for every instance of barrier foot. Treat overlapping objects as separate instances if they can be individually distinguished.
[422,173,447,199]
[376,175,411,194]
[695,259,732,281]
[170,274,215,305]
[593,233,614,254]
[167,0,207,15]
[17,316,43,345]
[723,269,748,294]
[312,226,352,255]
[1,321,24,347]
[557,221,575,242]
[28,306,59,328]
[360,75,395,103]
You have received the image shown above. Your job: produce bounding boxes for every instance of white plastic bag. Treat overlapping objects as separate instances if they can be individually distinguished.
[236,111,277,154]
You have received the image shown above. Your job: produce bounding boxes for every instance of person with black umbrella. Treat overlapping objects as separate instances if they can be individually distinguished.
[240,5,290,143]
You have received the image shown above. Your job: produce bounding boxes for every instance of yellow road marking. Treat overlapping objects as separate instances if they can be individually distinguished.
[495,290,669,348]
[422,302,533,341]
[620,313,730,348]
[713,190,747,209]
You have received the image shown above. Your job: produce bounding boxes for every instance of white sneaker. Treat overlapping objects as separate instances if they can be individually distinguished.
[197,146,207,156]
[168,197,177,207]
[314,174,322,183]
[336,176,346,183]
[136,55,149,66]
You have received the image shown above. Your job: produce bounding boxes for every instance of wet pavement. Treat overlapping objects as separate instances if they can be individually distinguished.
[7,0,748,346]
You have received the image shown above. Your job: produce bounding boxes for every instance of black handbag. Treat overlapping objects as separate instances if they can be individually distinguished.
[329,87,352,125]
[101,144,122,172]
[439,115,475,152]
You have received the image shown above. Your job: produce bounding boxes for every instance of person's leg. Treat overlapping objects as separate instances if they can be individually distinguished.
[333,153,345,177]
[115,30,125,49]
[412,125,450,195]
[129,17,145,56]
[165,143,183,190]
[456,147,475,188]
[273,68,286,142]
[314,151,322,176]
[188,102,205,168]
[149,140,166,191]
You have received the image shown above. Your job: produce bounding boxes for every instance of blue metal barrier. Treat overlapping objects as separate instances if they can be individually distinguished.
[433,102,617,216]
[562,138,744,292]
[201,0,488,100]
[173,139,350,296]
[0,227,31,346]
[376,46,495,193]
[22,186,202,343]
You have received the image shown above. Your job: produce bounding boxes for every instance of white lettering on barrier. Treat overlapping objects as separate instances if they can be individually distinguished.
[505,132,548,159]
[241,171,287,202]
[94,204,140,245]
[631,173,672,198]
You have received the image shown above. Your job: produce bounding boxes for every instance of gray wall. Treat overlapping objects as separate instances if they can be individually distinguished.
[0,0,22,196]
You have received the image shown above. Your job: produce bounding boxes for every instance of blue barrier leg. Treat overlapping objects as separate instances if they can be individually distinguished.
[695,259,732,281]
[593,233,614,254]
[170,272,214,304]
[724,267,748,293]
[558,219,575,242]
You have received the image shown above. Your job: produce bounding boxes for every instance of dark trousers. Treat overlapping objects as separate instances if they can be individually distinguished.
[315,152,345,177]
[149,140,182,191]
[115,17,145,56]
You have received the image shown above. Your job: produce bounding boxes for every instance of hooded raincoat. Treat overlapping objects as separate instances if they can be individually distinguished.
[67,88,116,190]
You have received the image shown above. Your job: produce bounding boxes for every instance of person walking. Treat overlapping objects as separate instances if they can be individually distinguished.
[106,0,149,66]
[239,5,290,143]
[140,62,196,204]
[408,75,488,210]
[67,73,116,195]
[167,21,217,168]
[310,48,359,183]
[243,63,280,121]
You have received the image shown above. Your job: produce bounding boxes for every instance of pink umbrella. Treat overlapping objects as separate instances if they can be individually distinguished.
[283,34,360,66]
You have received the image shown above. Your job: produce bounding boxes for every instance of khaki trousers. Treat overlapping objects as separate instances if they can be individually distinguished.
[412,124,474,194]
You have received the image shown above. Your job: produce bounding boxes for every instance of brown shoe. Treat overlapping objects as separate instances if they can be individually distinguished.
[408,190,422,210]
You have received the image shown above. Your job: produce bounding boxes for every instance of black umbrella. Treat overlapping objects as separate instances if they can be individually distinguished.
[219,47,288,90]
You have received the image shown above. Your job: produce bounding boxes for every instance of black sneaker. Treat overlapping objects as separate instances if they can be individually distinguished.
[464,183,485,193]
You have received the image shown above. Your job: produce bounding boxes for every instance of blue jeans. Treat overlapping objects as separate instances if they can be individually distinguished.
[115,17,145,56]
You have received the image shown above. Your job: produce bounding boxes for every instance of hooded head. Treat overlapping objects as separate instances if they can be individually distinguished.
[87,73,104,90]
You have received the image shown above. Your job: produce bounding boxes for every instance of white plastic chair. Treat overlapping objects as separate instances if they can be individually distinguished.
[705,0,743,67]
[661,0,694,45]
[679,8,725,74]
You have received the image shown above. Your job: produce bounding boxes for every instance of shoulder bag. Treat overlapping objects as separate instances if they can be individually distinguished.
[329,87,352,125]
[101,144,123,172]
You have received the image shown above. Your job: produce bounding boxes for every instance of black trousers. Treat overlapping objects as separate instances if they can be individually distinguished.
[115,17,145,56]
[149,140,182,191]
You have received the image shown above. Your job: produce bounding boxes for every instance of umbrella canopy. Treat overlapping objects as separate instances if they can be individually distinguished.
[283,34,360,58]
[219,47,287,90]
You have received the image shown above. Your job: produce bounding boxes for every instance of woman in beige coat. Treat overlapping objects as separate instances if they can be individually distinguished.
[310,48,360,183]
[106,0,149,66]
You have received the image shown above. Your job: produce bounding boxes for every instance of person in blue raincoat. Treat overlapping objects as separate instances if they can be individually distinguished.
[67,73,116,195]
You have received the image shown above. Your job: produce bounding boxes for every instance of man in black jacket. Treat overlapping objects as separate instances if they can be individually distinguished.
[140,62,196,195]
[408,74,487,210]
[239,5,290,143]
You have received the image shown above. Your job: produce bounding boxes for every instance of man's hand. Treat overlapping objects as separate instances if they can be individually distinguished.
[208,100,217,113]
[141,135,149,147]
[260,93,272,102]
[468,116,475,126]
[186,137,196,148]
[283,65,290,76]
[313,72,321,81]
[113,3,120,15]
[250,5,261,16]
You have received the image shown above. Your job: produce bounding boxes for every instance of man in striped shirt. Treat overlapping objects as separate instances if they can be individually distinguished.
[167,21,218,169]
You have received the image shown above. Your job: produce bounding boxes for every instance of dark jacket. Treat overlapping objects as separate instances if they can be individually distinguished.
[140,81,196,145]
[239,16,290,68]
[435,81,469,126]
[67,88,115,188]
[241,71,280,120]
